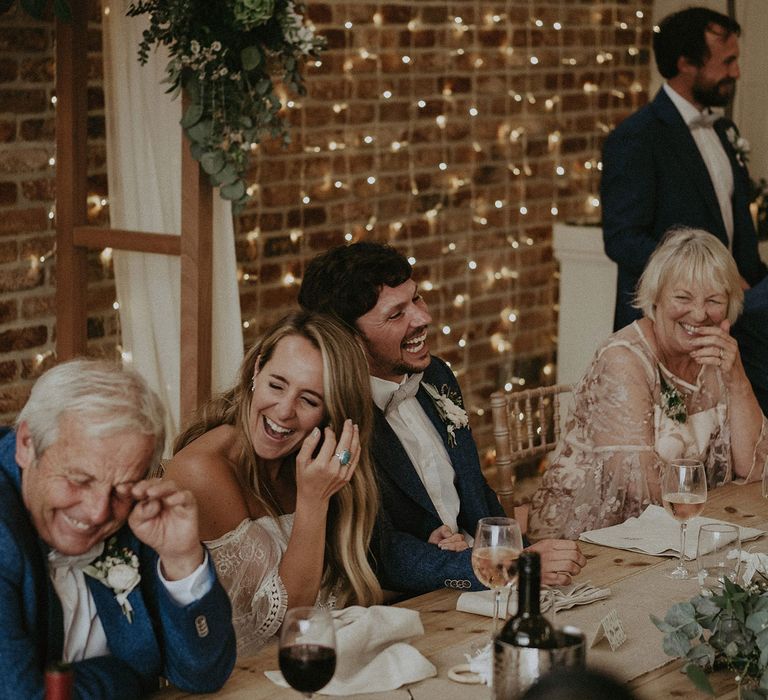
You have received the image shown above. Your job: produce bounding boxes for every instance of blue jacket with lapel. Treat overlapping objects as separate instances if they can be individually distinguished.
[601,87,767,331]
[371,356,505,594]
[0,429,236,699]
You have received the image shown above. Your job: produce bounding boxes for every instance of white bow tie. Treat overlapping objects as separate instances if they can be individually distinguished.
[384,373,424,415]
[689,110,719,129]
[48,542,104,570]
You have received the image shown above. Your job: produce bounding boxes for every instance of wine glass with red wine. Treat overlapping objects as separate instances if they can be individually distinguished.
[279,607,337,698]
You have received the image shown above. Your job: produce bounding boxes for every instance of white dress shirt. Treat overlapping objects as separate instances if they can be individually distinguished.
[48,544,213,662]
[664,83,734,245]
[371,375,464,537]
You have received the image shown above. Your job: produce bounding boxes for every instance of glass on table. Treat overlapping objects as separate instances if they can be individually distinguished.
[278,607,336,698]
[696,523,741,591]
[471,516,523,636]
[662,458,707,580]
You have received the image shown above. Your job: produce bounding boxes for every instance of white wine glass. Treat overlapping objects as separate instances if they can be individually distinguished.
[278,607,336,698]
[471,516,523,635]
[662,458,707,580]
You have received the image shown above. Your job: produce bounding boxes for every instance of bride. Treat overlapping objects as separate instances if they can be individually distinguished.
[165,311,382,656]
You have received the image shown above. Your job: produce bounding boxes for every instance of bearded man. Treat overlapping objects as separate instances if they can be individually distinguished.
[600,6,768,414]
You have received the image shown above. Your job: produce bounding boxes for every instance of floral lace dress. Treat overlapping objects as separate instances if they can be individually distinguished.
[528,322,768,541]
[206,513,336,658]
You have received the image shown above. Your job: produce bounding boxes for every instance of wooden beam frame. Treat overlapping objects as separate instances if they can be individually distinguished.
[55,3,214,422]
[55,0,89,358]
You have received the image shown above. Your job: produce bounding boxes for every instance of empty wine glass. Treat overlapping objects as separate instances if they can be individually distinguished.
[471,516,523,635]
[279,607,336,698]
[696,523,741,591]
[662,458,707,580]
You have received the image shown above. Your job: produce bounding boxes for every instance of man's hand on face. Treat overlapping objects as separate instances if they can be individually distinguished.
[123,478,205,581]
[525,539,587,586]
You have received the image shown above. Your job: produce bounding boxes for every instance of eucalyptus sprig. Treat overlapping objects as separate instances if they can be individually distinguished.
[652,577,768,699]
[127,0,325,210]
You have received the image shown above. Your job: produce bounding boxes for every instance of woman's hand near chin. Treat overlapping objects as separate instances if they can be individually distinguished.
[280,419,360,607]
[294,419,360,506]
[689,320,764,481]
[689,320,745,388]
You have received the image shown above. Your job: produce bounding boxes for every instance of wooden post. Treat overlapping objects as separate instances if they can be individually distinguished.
[55,0,89,359]
[179,97,213,423]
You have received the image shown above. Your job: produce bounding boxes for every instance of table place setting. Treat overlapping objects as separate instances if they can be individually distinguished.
[455,581,611,618]
[579,504,764,559]
[264,605,436,696]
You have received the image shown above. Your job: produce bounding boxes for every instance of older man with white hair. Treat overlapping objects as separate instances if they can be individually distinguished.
[0,360,235,698]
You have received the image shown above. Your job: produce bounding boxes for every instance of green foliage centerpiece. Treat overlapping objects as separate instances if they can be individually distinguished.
[652,577,768,699]
[127,0,325,209]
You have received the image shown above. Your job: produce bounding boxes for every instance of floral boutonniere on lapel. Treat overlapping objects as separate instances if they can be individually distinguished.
[725,125,750,168]
[84,536,141,623]
[422,382,469,447]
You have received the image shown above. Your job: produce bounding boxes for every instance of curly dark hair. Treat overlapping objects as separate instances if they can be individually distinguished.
[298,241,413,329]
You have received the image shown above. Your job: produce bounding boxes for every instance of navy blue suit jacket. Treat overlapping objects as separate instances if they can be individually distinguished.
[0,430,236,699]
[372,356,506,595]
[601,87,767,329]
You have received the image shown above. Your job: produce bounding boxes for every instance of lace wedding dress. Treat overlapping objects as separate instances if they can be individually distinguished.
[206,513,336,658]
[529,321,768,540]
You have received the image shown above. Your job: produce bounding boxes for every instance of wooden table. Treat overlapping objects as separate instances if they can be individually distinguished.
[156,481,768,699]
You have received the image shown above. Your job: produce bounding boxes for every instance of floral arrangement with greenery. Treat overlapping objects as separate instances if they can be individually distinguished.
[652,577,768,699]
[127,0,325,209]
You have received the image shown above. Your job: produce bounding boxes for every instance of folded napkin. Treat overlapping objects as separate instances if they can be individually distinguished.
[265,606,436,696]
[740,550,768,585]
[456,581,610,618]
[579,505,764,560]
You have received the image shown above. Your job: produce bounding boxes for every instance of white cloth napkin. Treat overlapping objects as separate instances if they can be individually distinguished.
[740,550,768,585]
[265,606,436,696]
[579,505,764,560]
[456,581,610,618]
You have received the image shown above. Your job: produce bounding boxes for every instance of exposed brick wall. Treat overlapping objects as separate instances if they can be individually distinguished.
[0,0,653,455]
[236,0,654,452]
[0,0,115,420]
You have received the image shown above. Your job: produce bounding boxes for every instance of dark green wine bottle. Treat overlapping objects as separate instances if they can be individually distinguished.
[497,551,555,649]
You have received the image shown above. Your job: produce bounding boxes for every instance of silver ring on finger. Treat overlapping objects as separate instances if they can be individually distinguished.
[335,448,352,466]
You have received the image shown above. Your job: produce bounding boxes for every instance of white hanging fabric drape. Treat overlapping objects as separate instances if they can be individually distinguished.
[102,3,244,447]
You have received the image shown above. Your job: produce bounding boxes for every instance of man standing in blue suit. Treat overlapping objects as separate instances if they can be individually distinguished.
[299,242,585,595]
[0,359,235,699]
[601,6,768,414]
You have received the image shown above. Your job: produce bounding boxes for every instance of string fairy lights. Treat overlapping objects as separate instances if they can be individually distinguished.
[234,0,651,443]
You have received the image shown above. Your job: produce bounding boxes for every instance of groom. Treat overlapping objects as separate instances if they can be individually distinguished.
[0,360,235,698]
[299,241,585,594]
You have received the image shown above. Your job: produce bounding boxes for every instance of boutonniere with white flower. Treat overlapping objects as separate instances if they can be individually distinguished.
[660,374,687,424]
[84,537,141,623]
[725,126,750,168]
[422,382,469,447]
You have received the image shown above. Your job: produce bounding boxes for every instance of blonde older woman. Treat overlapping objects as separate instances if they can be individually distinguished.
[165,312,382,656]
[530,228,768,540]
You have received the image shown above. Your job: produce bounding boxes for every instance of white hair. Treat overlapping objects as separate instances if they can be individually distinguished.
[16,359,166,470]
[634,227,744,323]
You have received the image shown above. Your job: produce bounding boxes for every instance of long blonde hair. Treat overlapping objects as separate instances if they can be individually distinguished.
[175,311,382,606]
